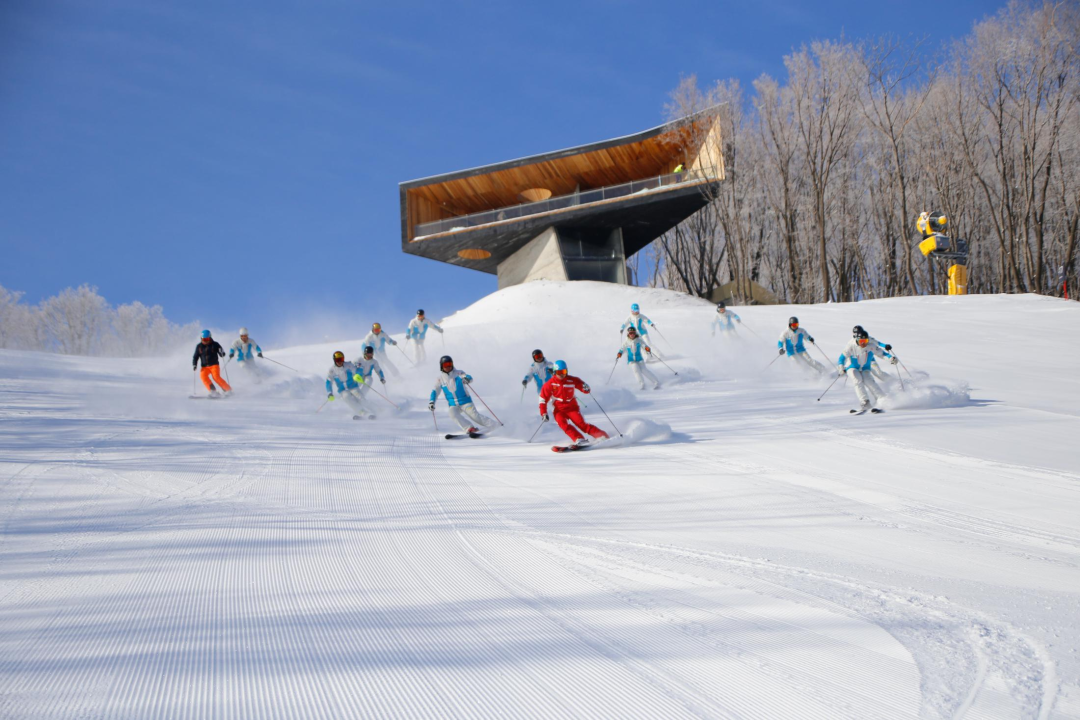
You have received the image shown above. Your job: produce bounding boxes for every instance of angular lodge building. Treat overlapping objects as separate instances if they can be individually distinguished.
[399,111,724,288]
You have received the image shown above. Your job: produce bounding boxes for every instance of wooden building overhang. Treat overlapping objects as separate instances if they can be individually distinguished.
[398,111,724,274]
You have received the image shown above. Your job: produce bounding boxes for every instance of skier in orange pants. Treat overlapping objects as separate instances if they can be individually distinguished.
[193,330,232,396]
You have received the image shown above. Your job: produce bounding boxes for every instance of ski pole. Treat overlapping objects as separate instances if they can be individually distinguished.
[467,383,502,425]
[520,384,526,404]
[527,417,545,443]
[740,322,765,342]
[193,368,197,395]
[761,353,783,373]
[817,371,844,401]
[893,360,906,392]
[650,326,676,353]
[396,342,416,367]
[606,357,620,384]
[811,341,834,366]
[431,406,439,432]
[590,396,623,438]
[315,397,330,413]
[223,361,231,385]
[652,355,679,376]
[262,356,300,373]
[367,383,400,409]
[899,358,916,381]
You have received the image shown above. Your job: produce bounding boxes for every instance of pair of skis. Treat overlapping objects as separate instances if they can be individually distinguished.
[445,431,485,440]
[850,407,885,415]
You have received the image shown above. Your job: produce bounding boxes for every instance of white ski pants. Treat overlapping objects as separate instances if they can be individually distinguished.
[237,359,263,380]
[448,402,493,431]
[340,387,368,415]
[412,338,428,364]
[376,350,400,377]
[846,368,884,407]
[629,361,660,389]
[792,351,826,374]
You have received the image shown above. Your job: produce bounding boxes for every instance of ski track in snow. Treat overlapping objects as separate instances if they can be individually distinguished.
[2,284,1080,719]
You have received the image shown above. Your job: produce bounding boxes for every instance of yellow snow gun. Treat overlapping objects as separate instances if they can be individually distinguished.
[917,211,969,295]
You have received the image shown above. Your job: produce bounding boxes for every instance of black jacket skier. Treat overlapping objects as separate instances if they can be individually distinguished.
[193,339,226,368]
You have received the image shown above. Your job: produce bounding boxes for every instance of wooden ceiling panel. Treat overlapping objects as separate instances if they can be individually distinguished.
[403,115,721,237]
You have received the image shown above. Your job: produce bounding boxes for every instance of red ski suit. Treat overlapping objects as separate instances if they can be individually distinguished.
[538,374,608,442]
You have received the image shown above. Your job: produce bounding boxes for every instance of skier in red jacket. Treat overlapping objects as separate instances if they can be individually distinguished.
[539,360,610,447]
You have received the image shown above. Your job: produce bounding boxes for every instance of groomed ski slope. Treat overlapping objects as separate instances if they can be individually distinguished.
[1,280,1079,720]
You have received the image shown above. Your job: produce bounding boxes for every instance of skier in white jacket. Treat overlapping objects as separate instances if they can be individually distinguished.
[522,348,555,394]
[361,322,400,377]
[837,328,890,412]
[428,355,494,433]
[326,351,373,419]
[778,316,826,374]
[711,303,741,337]
[407,309,443,364]
[353,346,386,413]
[617,327,661,390]
[228,328,264,381]
[852,324,898,383]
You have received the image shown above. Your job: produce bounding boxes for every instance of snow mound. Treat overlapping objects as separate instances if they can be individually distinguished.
[619,418,673,445]
[884,380,972,410]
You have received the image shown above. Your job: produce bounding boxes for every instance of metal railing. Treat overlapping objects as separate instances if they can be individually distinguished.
[413,169,715,238]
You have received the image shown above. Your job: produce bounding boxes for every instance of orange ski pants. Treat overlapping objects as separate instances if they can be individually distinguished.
[199,365,231,392]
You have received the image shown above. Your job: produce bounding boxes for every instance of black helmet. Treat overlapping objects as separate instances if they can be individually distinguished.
[852,324,865,338]
[363,345,374,357]
[417,309,425,316]
[854,328,869,341]
[531,348,544,361]
[333,351,345,366]
[788,316,799,328]
[439,355,453,372]
[717,301,726,310]
[627,326,638,336]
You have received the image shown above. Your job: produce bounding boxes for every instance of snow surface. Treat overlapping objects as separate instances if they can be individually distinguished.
[2,280,1079,719]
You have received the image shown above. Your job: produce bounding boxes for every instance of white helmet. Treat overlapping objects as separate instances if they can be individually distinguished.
[239,327,249,336]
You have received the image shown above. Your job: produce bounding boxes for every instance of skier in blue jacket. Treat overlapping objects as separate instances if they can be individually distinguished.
[711,302,741,336]
[407,309,443,364]
[428,355,494,433]
[521,348,555,394]
[778,317,826,374]
[837,328,890,411]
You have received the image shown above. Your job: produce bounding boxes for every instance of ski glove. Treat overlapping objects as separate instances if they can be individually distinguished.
[228,350,234,358]
[193,365,198,371]
[779,348,786,355]
[890,356,899,365]
[616,352,623,359]
[428,401,436,411]
[327,393,335,401]
[522,379,528,387]
[808,336,815,343]
[352,374,365,384]
[541,414,549,422]
[257,352,263,358]
[884,344,892,351]
[581,383,591,393]
[837,366,845,376]
[645,346,652,353]
[463,376,471,385]
[380,377,386,384]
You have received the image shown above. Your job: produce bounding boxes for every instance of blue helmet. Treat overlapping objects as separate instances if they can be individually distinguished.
[554,360,568,374]
[200,329,211,339]
[631,303,640,312]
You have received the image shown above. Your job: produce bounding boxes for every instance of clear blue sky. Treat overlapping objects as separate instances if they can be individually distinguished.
[1,0,1001,343]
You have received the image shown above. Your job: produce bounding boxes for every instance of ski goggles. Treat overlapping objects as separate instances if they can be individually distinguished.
[372,323,381,332]
[440,361,454,371]
[333,352,345,365]
[201,336,212,343]
[856,337,869,347]
[532,352,545,361]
